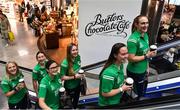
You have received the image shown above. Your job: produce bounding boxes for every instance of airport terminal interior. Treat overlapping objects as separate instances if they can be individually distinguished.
[0,0,180,109]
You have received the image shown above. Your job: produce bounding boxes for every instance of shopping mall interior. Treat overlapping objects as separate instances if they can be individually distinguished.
[0,0,180,109]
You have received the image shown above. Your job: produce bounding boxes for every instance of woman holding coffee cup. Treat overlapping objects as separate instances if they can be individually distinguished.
[127,15,156,100]
[60,43,84,109]
[1,61,29,109]
[38,60,63,109]
[98,43,132,106]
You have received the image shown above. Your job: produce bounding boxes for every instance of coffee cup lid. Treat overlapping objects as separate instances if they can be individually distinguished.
[78,69,84,73]
[150,45,157,49]
[59,87,65,92]
[126,77,134,84]
[19,79,24,82]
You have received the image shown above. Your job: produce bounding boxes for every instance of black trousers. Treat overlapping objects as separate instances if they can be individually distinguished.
[65,85,81,109]
[127,70,148,98]
[8,93,30,109]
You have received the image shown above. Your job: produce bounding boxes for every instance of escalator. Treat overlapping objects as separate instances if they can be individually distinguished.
[0,39,180,109]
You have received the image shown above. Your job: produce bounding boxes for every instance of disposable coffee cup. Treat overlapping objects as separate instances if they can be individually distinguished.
[125,77,134,86]
[19,79,24,83]
[78,69,84,74]
[59,87,65,96]
[150,45,157,51]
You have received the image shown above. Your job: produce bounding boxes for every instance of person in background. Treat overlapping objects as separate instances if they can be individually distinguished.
[0,9,11,47]
[98,43,132,106]
[1,61,30,109]
[40,6,48,22]
[38,60,62,109]
[127,15,156,100]
[32,52,48,97]
[26,2,31,16]
[19,0,25,22]
[163,48,176,63]
[60,43,84,109]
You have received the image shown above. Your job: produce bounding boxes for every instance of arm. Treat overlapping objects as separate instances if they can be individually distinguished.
[60,61,83,81]
[5,89,17,97]
[33,79,38,95]
[61,75,75,81]
[39,98,51,110]
[1,80,19,97]
[102,84,132,97]
[128,54,146,62]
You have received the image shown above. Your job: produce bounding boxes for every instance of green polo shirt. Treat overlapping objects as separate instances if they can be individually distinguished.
[127,31,149,74]
[1,72,27,104]
[38,73,62,109]
[60,55,81,89]
[99,64,124,106]
[32,63,48,84]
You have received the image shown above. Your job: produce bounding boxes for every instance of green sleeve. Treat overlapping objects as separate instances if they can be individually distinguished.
[127,40,137,54]
[32,69,38,80]
[60,62,68,76]
[38,82,47,98]
[101,73,114,93]
[1,79,10,94]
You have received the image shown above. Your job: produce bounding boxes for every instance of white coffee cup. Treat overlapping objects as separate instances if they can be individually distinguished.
[59,87,65,92]
[78,69,84,74]
[59,87,65,96]
[150,45,157,51]
[125,77,134,86]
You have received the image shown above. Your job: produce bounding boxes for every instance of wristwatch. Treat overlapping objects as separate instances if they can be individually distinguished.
[144,54,148,60]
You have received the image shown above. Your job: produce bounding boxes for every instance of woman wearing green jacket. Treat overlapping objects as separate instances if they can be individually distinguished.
[99,43,132,106]
[38,60,63,109]
[1,61,29,109]
[60,43,84,109]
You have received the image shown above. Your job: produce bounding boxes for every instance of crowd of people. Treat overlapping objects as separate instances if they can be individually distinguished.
[0,14,159,109]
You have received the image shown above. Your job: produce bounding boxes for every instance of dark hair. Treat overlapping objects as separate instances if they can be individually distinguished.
[45,60,56,70]
[131,15,148,33]
[41,5,46,13]
[71,11,74,17]
[36,51,45,60]
[67,43,78,75]
[99,43,126,77]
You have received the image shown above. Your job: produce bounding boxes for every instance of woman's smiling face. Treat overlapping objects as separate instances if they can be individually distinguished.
[7,63,17,75]
[71,45,78,58]
[136,16,149,33]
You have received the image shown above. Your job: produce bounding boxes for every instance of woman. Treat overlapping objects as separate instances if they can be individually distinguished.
[1,61,29,109]
[99,43,132,106]
[32,51,48,108]
[60,43,84,109]
[0,10,11,47]
[38,60,62,109]
[127,15,156,99]
[32,51,48,96]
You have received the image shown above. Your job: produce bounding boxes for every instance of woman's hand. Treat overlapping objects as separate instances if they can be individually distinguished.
[146,50,157,58]
[16,83,25,90]
[75,73,84,79]
[121,84,132,92]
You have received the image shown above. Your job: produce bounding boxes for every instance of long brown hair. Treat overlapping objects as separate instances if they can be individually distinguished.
[131,15,148,33]
[67,43,78,76]
[99,43,126,78]
[5,61,20,78]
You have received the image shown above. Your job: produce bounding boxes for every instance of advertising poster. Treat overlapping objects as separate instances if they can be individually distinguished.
[79,0,143,67]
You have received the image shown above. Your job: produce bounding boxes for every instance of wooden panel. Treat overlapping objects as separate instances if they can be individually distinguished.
[45,32,59,49]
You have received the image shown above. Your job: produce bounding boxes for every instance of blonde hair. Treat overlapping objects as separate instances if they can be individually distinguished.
[5,61,20,78]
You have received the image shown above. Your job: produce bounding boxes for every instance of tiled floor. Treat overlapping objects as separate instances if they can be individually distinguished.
[0,18,39,69]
